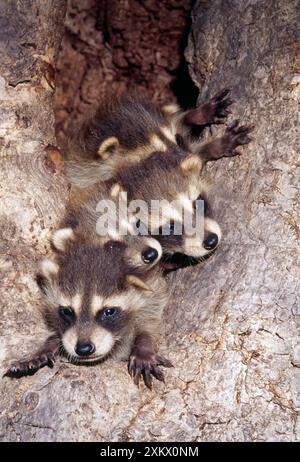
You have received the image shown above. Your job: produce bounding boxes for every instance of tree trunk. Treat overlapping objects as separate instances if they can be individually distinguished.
[1,0,299,442]
[0,0,69,441]
[170,0,300,441]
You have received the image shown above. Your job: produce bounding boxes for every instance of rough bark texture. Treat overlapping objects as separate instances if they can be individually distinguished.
[54,0,193,146]
[1,0,300,442]
[0,0,69,440]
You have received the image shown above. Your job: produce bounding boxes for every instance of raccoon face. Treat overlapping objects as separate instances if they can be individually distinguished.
[157,218,222,259]
[51,227,162,271]
[151,195,222,260]
[36,242,159,363]
[104,121,222,261]
[55,293,134,363]
[131,168,222,261]
[124,236,162,269]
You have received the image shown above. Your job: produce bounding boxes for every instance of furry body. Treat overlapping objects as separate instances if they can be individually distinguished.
[65,91,253,265]
[5,176,171,388]
[5,91,253,387]
[5,239,171,388]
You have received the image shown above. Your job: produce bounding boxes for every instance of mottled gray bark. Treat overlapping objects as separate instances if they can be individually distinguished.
[180,0,300,441]
[0,0,299,442]
[0,0,69,441]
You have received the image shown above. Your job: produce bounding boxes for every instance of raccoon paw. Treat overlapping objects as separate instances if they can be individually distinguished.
[128,353,173,389]
[222,119,255,156]
[186,88,235,126]
[204,88,236,123]
[4,352,56,378]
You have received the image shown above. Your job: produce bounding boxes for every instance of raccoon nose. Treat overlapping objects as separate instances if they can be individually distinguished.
[75,342,95,357]
[203,233,219,250]
[142,247,159,263]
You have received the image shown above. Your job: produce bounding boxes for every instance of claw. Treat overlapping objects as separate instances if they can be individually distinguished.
[128,352,172,388]
[151,367,165,383]
[143,369,152,390]
[245,124,255,133]
[228,119,240,130]
[127,358,134,377]
[238,136,252,145]
[47,355,55,368]
[4,352,57,378]
[156,355,173,368]
[3,364,20,378]
[218,109,231,117]
[186,88,235,127]
[134,369,141,387]
[214,88,231,101]
[237,125,251,133]
[3,368,14,378]
[223,98,236,107]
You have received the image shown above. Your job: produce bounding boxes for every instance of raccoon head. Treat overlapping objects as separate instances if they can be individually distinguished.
[36,241,163,363]
[154,192,222,261]
[128,163,222,261]
[51,225,162,271]
[148,199,221,261]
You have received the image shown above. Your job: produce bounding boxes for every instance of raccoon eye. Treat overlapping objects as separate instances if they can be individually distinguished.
[59,306,75,322]
[102,307,119,318]
[175,134,186,149]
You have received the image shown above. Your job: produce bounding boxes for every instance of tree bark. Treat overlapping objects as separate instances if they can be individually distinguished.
[54,0,192,145]
[171,0,300,441]
[0,0,68,441]
[1,0,299,442]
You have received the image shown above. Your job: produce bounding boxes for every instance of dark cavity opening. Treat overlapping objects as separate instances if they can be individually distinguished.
[54,0,198,146]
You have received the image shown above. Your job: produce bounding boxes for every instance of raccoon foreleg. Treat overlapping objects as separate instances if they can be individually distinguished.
[4,335,60,378]
[195,120,254,161]
[183,88,235,127]
[128,332,172,389]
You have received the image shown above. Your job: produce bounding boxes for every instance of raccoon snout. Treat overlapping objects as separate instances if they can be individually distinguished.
[142,247,159,263]
[75,342,95,357]
[203,233,219,250]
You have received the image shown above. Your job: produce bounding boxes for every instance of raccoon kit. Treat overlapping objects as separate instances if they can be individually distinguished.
[5,178,170,387]
[56,179,163,271]
[5,237,171,389]
[5,90,253,388]
[65,89,252,185]
[65,91,253,266]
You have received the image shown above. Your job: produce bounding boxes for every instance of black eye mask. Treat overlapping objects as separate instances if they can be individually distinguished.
[58,306,75,327]
[96,307,132,333]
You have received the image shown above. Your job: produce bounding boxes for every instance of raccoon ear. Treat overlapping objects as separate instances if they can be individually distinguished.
[180,155,202,174]
[126,275,153,292]
[161,103,180,115]
[97,136,120,160]
[36,259,59,293]
[52,227,75,252]
[35,274,48,294]
[40,259,59,278]
[110,182,122,198]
